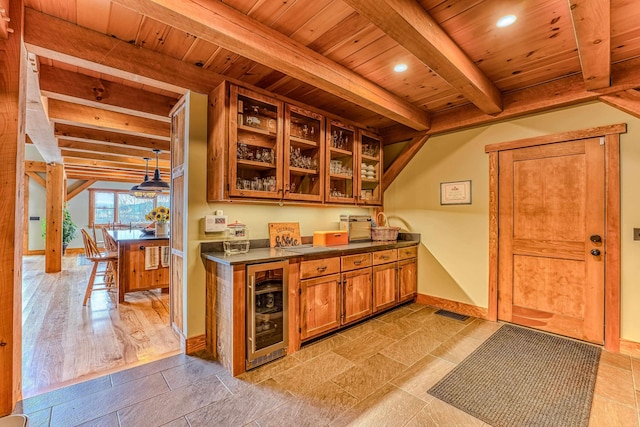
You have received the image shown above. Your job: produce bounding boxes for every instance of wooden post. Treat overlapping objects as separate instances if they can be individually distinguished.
[45,163,64,272]
[0,0,25,416]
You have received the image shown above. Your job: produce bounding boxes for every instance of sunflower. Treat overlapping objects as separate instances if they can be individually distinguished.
[146,206,170,223]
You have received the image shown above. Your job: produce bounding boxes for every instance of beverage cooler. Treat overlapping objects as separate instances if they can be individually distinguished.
[246,260,289,370]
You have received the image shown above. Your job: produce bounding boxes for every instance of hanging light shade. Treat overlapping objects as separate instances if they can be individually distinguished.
[138,149,170,191]
[130,157,158,199]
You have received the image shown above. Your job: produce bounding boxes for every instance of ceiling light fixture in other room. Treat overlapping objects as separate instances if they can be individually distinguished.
[393,63,408,73]
[130,157,158,199]
[497,15,517,28]
[138,149,170,191]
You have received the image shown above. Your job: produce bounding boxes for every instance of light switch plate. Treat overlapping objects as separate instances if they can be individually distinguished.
[634,228,640,240]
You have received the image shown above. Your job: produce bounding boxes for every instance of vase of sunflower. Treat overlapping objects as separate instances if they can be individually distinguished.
[146,206,170,237]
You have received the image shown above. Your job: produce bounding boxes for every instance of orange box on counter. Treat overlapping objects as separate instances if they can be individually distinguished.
[313,230,348,246]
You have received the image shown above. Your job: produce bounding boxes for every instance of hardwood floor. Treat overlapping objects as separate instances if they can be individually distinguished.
[21,255,181,399]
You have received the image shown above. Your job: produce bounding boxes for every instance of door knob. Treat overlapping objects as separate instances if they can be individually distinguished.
[590,249,601,256]
[590,235,602,243]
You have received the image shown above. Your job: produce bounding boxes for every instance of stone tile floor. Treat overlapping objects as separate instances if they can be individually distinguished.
[13,303,640,426]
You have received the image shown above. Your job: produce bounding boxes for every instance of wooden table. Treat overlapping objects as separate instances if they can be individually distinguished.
[108,230,170,303]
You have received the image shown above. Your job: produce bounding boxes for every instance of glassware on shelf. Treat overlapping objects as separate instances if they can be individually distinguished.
[236,176,276,192]
[237,144,275,165]
[290,147,317,171]
[362,143,378,157]
[330,160,352,176]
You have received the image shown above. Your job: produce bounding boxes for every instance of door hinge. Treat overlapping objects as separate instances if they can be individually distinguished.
[600,137,605,145]
[298,288,302,295]
[298,327,302,334]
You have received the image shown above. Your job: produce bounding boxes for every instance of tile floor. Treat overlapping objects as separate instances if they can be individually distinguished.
[13,303,640,426]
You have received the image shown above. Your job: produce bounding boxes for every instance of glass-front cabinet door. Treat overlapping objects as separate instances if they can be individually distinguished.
[230,86,283,199]
[325,119,356,203]
[284,105,324,202]
[358,130,382,206]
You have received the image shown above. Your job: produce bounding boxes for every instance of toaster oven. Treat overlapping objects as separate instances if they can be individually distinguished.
[339,215,372,242]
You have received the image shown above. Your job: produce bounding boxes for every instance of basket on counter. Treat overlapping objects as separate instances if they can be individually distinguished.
[371,212,400,241]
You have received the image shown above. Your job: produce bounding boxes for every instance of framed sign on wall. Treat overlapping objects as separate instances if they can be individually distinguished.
[440,180,472,205]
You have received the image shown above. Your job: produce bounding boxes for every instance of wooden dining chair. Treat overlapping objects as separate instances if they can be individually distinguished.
[81,229,119,306]
[102,227,119,253]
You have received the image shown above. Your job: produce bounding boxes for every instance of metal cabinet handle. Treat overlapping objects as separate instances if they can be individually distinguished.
[354,260,362,265]
[317,266,327,272]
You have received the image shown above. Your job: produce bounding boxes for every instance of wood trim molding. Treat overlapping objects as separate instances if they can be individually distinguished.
[485,123,627,152]
[604,133,621,352]
[416,294,489,320]
[185,335,206,354]
[487,152,498,322]
[619,339,640,359]
[486,125,625,352]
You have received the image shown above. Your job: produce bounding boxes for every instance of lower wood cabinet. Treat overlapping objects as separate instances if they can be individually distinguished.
[342,268,372,325]
[300,273,341,340]
[299,245,417,341]
[118,239,170,303]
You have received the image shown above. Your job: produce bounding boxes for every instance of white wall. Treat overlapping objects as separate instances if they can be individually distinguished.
[383,101,640,343]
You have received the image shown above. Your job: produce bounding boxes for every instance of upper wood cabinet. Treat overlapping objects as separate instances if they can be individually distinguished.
[208,82,381,206]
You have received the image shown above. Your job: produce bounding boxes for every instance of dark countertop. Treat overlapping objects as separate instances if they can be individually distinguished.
[107,229,170,242]
[201,233,420,266]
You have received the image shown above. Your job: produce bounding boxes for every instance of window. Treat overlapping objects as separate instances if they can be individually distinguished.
[90,189,171,226]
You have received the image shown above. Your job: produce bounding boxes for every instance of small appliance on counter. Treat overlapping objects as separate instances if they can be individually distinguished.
[339,214,372,242]
[312,230,348,246]
[223,221,250,254]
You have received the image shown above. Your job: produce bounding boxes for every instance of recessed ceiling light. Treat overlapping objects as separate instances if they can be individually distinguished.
[394,63,408,73]
[497,15,517,28]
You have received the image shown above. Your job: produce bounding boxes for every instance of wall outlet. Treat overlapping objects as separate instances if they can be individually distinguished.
[634,228,640,241]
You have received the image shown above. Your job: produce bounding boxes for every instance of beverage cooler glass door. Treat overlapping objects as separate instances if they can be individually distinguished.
[246,260,289,369]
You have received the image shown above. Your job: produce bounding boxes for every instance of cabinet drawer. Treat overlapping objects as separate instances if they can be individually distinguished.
[373,249,397,265]
[341,253,372,271]
[300,257,340,279]
[398,246,417,260]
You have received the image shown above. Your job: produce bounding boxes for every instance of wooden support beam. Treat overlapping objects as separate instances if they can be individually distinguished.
[568,0,611,90]
[45,163,63,273]
[58,139,171,160]
[25,53,61,163]
[25,160,45,172]
[62,157,170,173]
[110,0,431,131]
[54,123,170,152]
[25,171,45,187]
[60,149,170,168]
[382,134,430,192]
[48,99,171,139]
[599,89,640,119]
[64,168,144,183]
[39,65,177,120]
[66,179,96,201]
[343,0,502,115]
[380,124,426,145]
[428,56,640,136]
[0,0,24,415]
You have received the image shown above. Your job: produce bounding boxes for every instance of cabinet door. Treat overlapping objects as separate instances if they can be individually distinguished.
[325,120,356,203]
[300,273,341,340]
[284,104,324,202]
[357,130,382,206]
[373,263,397,313]
[398,258,417,302]
[230,85,283,199]
[126,241,170,292]
[342,268,372,325]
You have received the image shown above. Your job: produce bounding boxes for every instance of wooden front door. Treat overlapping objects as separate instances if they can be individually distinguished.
[498,137,605,344]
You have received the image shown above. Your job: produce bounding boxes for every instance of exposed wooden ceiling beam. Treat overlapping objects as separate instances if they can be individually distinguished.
[342,0,502,115]
[382,134,430,192]
[58,139,170,160]
[25,171,45,188]
[599,89,640,118]
[110,0,431,131]
[25,54,61,163]
[60,149,170,169]
[428,56,640,135]
[63,158,170,175]
[568,0,611,90]
[64,170,142,183]
[66,179,96,201]
[54,123,170,152]
[25,160,46,172]
[23,8,219,94]
[48,99,170,139]
[39,65,177,120]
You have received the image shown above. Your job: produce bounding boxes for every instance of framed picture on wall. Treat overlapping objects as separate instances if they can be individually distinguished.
[440,180,472,205]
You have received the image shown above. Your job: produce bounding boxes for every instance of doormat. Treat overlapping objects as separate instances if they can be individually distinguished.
[428,324,600,427]
[434,309,470,322]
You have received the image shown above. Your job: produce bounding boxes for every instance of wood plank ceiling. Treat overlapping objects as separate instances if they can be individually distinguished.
[20,0,640,182]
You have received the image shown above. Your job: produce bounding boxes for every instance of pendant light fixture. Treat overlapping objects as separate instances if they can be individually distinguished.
[138,149,170,191]
[130,157,158,199]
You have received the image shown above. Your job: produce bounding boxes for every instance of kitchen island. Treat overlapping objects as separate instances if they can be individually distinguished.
[201,234,419,375]
[108,229,170,303]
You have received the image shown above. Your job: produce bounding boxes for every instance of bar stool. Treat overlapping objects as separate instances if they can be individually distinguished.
[80,229,118,305]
